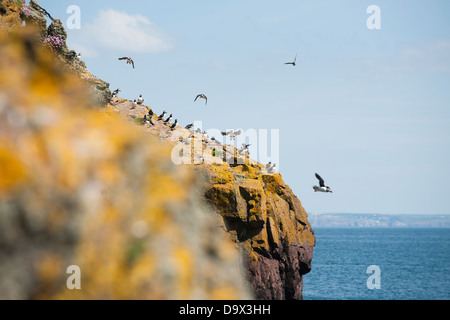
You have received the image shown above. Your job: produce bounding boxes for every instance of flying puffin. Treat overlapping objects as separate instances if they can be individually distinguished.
[284,54,297,67]
[313,173,333,193]
[194,94,208,105]
[229,130,241,141]
[185,123,194,130]
[119,56,135,69]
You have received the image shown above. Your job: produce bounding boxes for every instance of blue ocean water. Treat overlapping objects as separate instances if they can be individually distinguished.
[302,228,450,300]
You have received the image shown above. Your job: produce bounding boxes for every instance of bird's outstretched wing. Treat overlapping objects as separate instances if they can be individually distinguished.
[221,131,229,136]
[234,130,242,136]
[195,94,207,104]
[131,59,135,69]
[294,54,297,63]
[118,57,128,60]
[315,173,325,187]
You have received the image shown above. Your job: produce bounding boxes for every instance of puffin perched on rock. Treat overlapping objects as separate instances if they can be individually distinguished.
[313,173,333,193]
[158,111,167,120]
[170,120,178,131]
[112,88,121,97]
[164,114,173,124]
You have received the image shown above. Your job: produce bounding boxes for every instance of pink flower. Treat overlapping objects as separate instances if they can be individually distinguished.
[20,1,31,17]
[20,7,32,17]
[43,36,63,52]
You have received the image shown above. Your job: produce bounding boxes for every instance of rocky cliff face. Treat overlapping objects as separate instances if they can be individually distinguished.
[0,0,315,300]
[110,97,316,300]
[201,167,315,299]
[0,3,250,300]
[15,0,111,105]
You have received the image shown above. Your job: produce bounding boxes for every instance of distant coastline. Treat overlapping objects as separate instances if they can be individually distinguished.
[308,213,450,228]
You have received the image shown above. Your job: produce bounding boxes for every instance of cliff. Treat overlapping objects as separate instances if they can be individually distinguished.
[0,1,250,300]
[5,0,112,105]
[0,0,315,300]
[110,98,315,300]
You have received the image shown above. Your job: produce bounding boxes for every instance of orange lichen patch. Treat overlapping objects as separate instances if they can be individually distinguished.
[174,247,194,300]
[210,286,240,300]
[34,253,64,288]
[0,1,21,30]
[0,22,250,300]
[0,145,27,194]
[201,144,315,291]
[0,30,90,111]
[230,163,261,180]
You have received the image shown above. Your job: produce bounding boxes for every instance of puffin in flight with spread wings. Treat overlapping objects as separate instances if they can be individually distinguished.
[284,54,297,67]
[194,94,208,105]
[313,173,333,193]
[119,57,135,69]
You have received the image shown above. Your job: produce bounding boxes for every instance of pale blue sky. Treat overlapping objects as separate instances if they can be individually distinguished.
[38,0,450,214]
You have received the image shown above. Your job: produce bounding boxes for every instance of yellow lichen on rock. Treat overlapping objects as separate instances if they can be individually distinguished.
[0,20,251,300]
[200,156,315,299]
[0,145,26,193]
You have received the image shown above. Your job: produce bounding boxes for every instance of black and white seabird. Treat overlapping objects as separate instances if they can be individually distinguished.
[131,100,137,109]
[194,94,208,105]
[170,120,178,130]
[268,164,277,174]
[119,56,135,69]
[313,173,333,193]
[185,123,194,130]
[158,111,167,120]
[266,161,272,169]
[229,130,241,141]
[164,114,173,124]
[112,89,121,97]
[284,54,297,66]
[137,94,144,105]
[148,109,154,117]
[142,115,150,125]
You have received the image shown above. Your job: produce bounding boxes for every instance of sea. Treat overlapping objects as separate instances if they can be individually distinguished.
[302,228,450,300]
